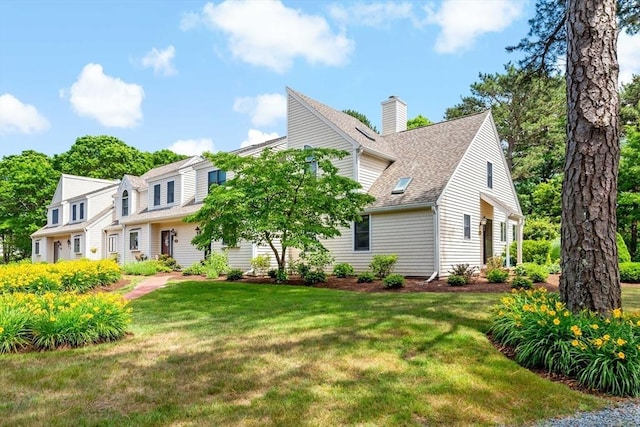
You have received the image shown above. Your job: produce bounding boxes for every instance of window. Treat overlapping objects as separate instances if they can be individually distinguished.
[122,190,129,216]
[79,202,85,220]
[129,231,139,250]
[304,145,318,176]
[153,184,161,206]
[108,235,117,253]
[73,237,81,253]
[354,215,370,251]
[463,214,471,240]
[208,170,227,190]
[500,222,507,242]
[167,181,175,204]
[52,208,59,225]
[72,204,77,221]
[487,162,493,189]
[35,240,40,255]
[392,177,412,194]
[512,224,517,241]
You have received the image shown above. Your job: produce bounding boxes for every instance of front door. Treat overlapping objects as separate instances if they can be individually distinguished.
[53,241,60,263]
[483,219,493,263]
[161,230,172,257]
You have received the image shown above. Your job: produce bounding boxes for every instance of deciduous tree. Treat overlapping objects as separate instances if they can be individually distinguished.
[0,151,59,261]
[187,148,375,273]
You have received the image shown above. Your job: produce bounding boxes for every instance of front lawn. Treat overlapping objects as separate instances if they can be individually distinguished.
[1,281,622,426]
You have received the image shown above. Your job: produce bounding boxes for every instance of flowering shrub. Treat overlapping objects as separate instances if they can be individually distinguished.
[490,288,640,396]
[0,260,121,294]
[0,292,131,353]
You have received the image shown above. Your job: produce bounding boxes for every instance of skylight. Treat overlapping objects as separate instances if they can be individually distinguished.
[392,177,412,194]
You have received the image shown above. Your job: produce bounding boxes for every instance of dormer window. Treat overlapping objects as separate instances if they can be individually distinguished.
[122,190,129,216]
[392,177,412,194]
[52,208,59,225]
[153,184,161,206]
[208,170,226,190]
[167,180,175,204]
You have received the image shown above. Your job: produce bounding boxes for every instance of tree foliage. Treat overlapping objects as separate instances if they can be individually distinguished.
[619,127,640,260]
[508,0,639,73]
[620,75,640,133]
[342,109,379,133]
[52,135,188,180]
[0,151,59,261]
[187,148,375,272]
[406,115,432,130]
[445,65,566,183]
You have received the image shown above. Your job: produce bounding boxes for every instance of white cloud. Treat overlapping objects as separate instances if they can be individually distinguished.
[184,0,354,73]
[426,0,524,54]
[64,63,144,128]
[240,129,280,147]
[233,93,286,126]
[142,45,177,76]
[0,93,50,135]
[328,2,413,28]
[179,11,201,31]
[618,32,640,86]
[168,138,215,155]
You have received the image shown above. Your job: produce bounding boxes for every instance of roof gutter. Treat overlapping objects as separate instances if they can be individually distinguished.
[364,202,434,214]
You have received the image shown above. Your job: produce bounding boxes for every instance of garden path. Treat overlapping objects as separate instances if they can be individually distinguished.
[123,275,171,300]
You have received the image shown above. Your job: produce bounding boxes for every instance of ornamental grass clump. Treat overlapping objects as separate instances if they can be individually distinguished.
[490,288,640,396]
[0,292,132,353]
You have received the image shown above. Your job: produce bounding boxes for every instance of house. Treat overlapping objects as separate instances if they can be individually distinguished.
[32,88,522,277]
[31,174,119,262]
[283,88,523,276]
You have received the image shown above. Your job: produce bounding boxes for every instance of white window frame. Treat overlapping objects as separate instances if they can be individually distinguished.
[108,235,118,253]
[354,214,371,251]
[79,202,85,220]
[129,231,139,251]
[167,180,175,204]
[52,208,59,225]
[35,240,40,255]
[463,214,471,240]
[122,190,129,216]
[500,222,507,242]
[73,236,81,254]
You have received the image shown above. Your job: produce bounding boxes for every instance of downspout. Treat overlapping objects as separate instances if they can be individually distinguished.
[427,204,440,282]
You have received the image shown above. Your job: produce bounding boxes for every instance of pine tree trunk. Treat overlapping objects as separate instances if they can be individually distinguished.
[560,0,621,313]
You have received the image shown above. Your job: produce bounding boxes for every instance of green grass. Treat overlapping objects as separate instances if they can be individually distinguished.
[3,281,630,426]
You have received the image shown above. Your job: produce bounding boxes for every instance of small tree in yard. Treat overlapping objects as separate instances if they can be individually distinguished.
[187,148,375,275]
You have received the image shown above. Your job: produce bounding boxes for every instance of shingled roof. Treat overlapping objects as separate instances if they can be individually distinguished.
[369,110,491,208]
[287,88,396,160]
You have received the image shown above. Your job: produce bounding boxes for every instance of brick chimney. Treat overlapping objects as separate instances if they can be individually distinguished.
[381,96,407,135]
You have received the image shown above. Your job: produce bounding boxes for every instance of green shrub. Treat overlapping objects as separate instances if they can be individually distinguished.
[486,269,509,283]
[226,268,244,281]
[182,262,206,276]
[333,263,355,278]
[298,250,335,275]
[547,263,561,274]
[550,237,561,263]
[447,275,466,286]
[123,260,170,276]
[511,276,533,289]
[274,269,288,283]
[204,251,229,279]
[303,271,327,285]
[618,232,632,263]
[156,254,180,271]
[250,254,271,276]
[267,269,277,279]
[523,263,549,283]
[383,274,405,288]
[490,288,640,396]
[514,264,527,277]
[448,264,475,284]
[523,217,560,241]
[510,240,551,264]
[357,272,375,283]
[620,262,640,283]
[486,256,504,271]
[369,254,398,279]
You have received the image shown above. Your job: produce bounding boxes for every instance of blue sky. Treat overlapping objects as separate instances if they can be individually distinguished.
[1,0,638,158]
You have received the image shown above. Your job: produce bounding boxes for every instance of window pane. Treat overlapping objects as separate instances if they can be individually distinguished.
[464,214,471,239]
[80,202,85,220]
[167,181,175,204]
[487,162,493,188]
[72,205,77,221]
[154,184,161,206]
[354,215,370,251]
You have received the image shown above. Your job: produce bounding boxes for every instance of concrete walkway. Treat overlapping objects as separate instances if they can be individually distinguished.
[124,275,173,300]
